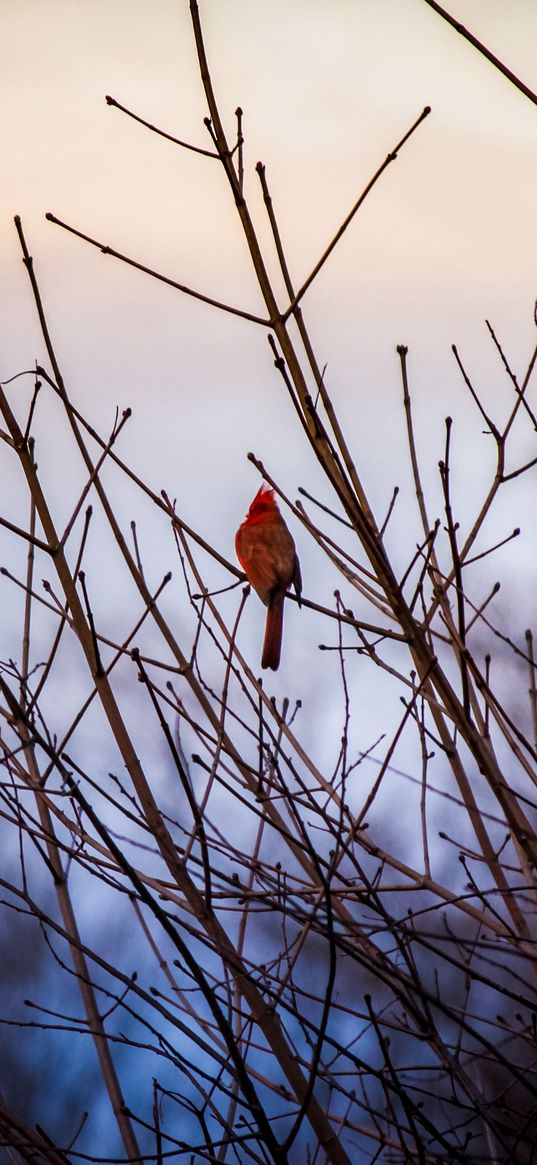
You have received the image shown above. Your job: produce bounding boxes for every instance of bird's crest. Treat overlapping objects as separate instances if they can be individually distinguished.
[247,482,278,518]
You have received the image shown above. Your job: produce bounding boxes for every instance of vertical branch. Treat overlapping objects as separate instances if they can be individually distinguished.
[20,450,36,706]
[439,418,470,719]
[525,630,537,752]
[256,161,379,529]
[418,694,432,880]
[235,106,244,192]
[188,1,376,531]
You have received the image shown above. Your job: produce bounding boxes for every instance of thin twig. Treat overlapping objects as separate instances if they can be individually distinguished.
[44,213,269,327]
[421,0,537,106]
[105,94,219,157]
[283,107,431,317]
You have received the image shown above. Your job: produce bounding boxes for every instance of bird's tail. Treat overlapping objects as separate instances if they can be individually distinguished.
[262,594,284,671]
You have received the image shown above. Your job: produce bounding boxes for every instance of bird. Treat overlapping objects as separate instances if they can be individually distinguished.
[235,483,302,671]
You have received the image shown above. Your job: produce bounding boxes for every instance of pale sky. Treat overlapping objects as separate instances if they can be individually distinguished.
[1,0,536,705]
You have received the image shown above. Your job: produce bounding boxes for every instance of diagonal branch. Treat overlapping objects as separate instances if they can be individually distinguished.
[421,0,537,107]
[105,94,219,157]
[283,105,431,318]
[43,213,269,326]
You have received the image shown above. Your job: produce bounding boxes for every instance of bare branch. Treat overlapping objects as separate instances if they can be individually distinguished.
[421,0,537,106]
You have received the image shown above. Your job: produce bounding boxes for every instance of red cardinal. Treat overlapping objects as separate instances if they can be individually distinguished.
[235,484,302,671]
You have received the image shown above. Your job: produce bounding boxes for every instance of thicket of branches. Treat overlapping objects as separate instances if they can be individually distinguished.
[1,4,537,1163]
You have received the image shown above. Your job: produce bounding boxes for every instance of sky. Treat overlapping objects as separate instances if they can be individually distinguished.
[1,0,536,701]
